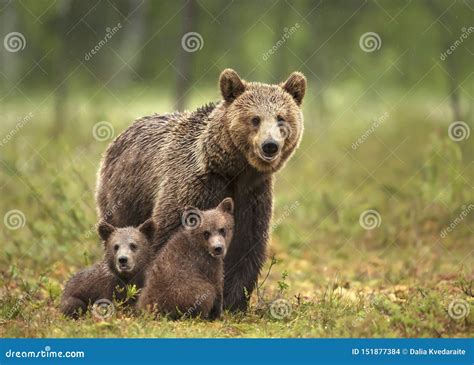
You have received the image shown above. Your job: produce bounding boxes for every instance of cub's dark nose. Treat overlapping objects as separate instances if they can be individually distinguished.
[118,256,128,265]
[261,140,279,157]
[212,244,224,256]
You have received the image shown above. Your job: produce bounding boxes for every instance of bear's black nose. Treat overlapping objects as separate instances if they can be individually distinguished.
[261,140,279,157]
[212,243,224,256]
[118,256,128,264]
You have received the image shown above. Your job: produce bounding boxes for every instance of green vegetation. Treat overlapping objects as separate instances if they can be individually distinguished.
[1,91,472,337]
[0,0,472,337]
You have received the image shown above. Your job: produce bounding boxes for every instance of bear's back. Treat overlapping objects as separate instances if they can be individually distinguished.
[61,262,116,310]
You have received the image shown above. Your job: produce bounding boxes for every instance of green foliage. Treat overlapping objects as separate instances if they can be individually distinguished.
[1,1,472,108]
[125,285,140,302]
[277,271,289,294]
[0,90,472,337]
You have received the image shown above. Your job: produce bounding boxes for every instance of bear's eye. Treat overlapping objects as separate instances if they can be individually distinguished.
[113,244,119,252]
[203,231,210,240]
[129,243,137,251]
[251,116,261,127]
[218,228,226,237]
[277,115,285,122]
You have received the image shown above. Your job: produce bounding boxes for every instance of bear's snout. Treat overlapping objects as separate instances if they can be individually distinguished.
[261,139,280,159]
[210,241,225,258]
[115,249,134,273]
[116,255,133,272]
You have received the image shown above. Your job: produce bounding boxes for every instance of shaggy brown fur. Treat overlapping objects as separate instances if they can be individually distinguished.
[96,69,306,311]
[138,198,234,320]
[60,220,155,318]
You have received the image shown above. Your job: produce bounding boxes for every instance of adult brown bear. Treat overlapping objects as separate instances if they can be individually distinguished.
[96,69,306,311]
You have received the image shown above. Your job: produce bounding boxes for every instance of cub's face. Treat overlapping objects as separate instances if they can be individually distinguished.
[182,198,234,258]
[98,219,155,278]
[220,69,306,173]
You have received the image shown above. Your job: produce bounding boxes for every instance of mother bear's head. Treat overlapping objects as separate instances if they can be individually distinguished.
[219,69,306,173]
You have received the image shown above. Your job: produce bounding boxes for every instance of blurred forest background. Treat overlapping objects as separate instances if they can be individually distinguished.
[0,0,473,337]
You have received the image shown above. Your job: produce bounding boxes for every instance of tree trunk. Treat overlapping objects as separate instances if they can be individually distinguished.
[112,0,148,88]
[175,0,198,111]
[445,50,462,121]
[52,0,72,137]
[426,0,463,121]
[0,3,21,89]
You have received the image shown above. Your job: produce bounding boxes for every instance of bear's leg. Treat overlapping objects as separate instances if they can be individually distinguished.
[60,297,88,319]
[207,289,223,320]
[223,256,265,311]
[223,182,272,311]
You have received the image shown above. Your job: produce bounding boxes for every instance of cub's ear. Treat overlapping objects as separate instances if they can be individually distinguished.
[219,69,246,103]
[138,218,155,241]
[97,221,115,242]
[218,197,234,215]
[281,71,306,106]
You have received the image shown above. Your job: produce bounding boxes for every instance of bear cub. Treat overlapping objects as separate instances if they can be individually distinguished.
[138,198,234,320]
[60,219,155,318]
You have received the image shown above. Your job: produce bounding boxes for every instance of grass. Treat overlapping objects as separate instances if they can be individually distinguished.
[0,88,473,338]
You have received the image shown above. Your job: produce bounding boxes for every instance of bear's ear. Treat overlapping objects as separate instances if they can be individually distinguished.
[219,69,246,103]
[281,72,306,106]
[97,221,116,242]
[138,218,155,241]
[218,197,234,215]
